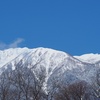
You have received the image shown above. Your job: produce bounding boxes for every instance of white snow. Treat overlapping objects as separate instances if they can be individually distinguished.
[0,47,31,67]
[0,47,99,86]
[74,53,100,64]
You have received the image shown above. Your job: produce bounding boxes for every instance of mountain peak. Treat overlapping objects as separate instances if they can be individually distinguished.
[0,47,100,88]
[0,47,71,68]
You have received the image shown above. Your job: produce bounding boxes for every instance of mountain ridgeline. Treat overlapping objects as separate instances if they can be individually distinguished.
[0,47,100,100]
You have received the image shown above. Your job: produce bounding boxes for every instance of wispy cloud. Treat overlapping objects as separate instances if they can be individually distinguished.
[0,38,24,50]
[9,38,24,48]
[0,42,7,50]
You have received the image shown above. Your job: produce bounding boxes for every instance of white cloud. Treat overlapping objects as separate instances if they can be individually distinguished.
[0,42,7,50]
[0,38,24,50]
[9,38,24,48]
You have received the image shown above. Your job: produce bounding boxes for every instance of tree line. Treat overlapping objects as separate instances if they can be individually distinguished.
[0,61,99,100]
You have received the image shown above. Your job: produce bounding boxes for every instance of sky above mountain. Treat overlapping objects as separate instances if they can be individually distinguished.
[0,0,100,55]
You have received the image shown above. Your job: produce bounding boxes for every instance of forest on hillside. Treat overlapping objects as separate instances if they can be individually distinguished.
[0,61,100,100]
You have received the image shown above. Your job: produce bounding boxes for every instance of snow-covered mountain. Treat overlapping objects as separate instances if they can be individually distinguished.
[74,53,100,64]
[0,47,100,86]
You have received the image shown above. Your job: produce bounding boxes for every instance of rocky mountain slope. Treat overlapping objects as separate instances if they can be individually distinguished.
[0,47,100,86]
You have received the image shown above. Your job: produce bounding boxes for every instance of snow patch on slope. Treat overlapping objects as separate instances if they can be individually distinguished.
[74,53,100,64]
[0,47,31,67]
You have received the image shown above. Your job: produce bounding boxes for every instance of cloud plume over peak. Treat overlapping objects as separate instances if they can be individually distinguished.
[0,38,24,50]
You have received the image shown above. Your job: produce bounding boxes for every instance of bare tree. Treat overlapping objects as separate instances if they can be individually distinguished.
[0,71,11,100]
[91,69,100,99]
[54,84,71,100]
[45,77,63,100]
[54,81,88,100]
[7,60,46,100]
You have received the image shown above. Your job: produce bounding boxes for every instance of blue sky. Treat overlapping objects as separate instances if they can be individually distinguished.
[0,0,100,55]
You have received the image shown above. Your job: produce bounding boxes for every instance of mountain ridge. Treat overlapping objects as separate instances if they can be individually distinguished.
[0,47,100,67]
[0,47,99,85]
